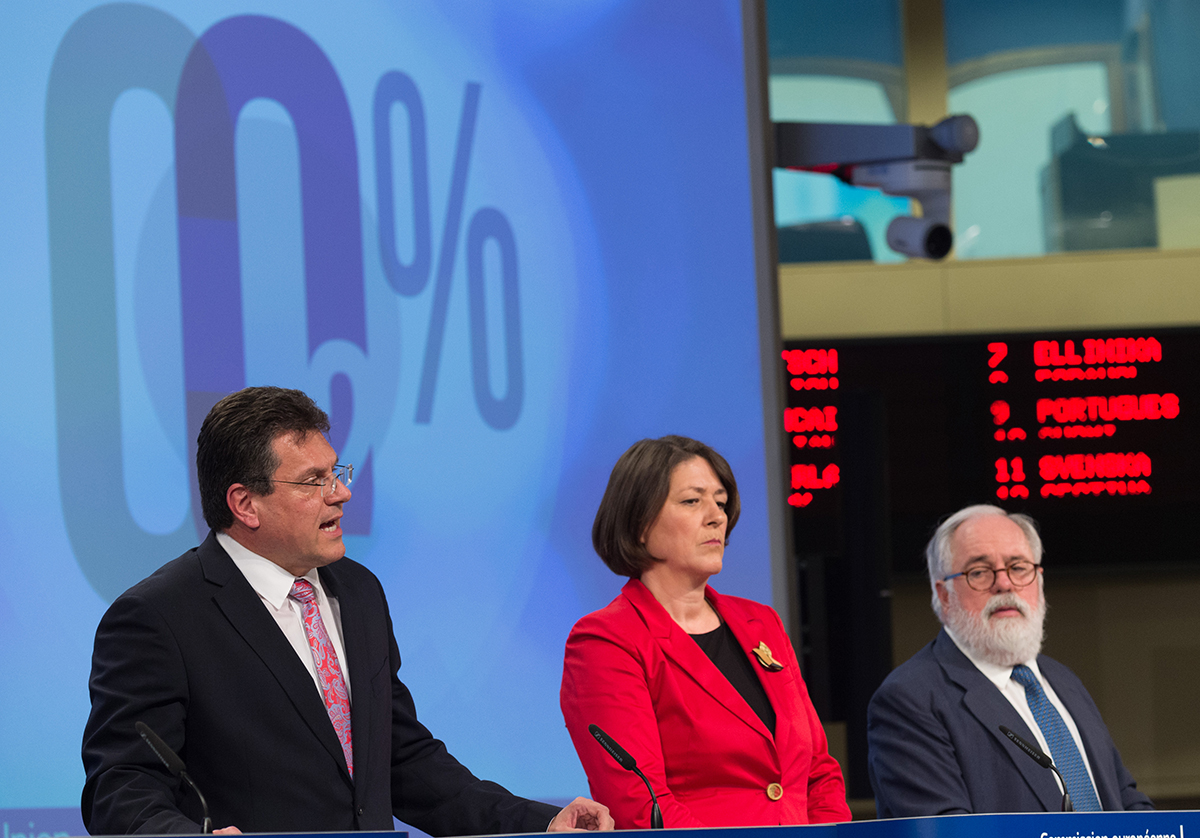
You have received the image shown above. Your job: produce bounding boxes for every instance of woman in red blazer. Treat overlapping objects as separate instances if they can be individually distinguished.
[561,436,849,829]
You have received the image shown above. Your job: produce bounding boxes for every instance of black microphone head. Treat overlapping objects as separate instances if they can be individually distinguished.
[136,721,187,777]
[588,724,637,771]
[999,725,1053,770]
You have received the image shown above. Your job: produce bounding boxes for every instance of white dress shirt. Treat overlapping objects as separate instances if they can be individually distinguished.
[217,531,352,701]
[945,628,1096,800]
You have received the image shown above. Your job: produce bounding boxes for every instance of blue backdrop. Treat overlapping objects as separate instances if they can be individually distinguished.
[0,2,778,832]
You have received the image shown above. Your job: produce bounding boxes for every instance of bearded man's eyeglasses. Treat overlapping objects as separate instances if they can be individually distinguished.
[943,561,1041,591]
[272,463,354,498]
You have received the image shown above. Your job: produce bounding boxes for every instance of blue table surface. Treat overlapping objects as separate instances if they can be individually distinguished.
[113,810,1196,838]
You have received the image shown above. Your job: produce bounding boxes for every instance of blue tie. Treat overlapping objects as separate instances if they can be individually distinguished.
[1010,664,1101,811]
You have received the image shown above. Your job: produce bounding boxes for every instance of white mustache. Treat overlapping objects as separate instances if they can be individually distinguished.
[983,592,1030,619]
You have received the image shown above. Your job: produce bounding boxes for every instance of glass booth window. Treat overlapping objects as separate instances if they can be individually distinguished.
[767,0,911,263]
[945,0,1200,259]
[949,62,1112,259]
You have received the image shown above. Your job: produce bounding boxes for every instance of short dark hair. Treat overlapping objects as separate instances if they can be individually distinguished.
[592,436,740,577]
[197,386,331,531]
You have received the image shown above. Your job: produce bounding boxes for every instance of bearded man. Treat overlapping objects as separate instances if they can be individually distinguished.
[865,505,1152,817]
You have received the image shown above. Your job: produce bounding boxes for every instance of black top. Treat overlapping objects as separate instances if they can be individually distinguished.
[691,622,776,734]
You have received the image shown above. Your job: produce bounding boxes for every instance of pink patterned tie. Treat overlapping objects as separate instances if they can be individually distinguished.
[289,578,353,776]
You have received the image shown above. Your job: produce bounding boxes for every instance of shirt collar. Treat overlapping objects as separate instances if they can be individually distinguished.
[216,531,321,609]
[945,625,1043,689]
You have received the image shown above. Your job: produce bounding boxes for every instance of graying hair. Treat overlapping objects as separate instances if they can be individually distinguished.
[926,504,1043,620]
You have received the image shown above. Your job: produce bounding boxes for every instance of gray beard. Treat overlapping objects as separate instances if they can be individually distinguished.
[944,585,1046,667]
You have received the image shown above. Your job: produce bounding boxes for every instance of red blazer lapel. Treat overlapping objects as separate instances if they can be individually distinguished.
[621,580,774,744]
[711,587,802,760]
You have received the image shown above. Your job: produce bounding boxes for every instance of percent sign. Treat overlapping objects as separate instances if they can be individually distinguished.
[374,72,524,430]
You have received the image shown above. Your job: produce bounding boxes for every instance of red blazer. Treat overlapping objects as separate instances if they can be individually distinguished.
[561,579,849,828]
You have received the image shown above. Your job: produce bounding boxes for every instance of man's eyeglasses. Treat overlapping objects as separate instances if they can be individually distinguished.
[943,561,1041,591]
[273,464,354,498]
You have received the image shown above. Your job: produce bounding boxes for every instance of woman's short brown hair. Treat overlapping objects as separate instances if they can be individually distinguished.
[592,435,740,577]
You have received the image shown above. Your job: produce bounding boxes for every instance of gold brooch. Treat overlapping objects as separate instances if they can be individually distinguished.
[752,641,784,671]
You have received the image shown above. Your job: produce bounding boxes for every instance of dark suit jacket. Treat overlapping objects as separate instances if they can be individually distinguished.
[81,532,559,835]
[866,628,1152,817]
[561,580,848,828]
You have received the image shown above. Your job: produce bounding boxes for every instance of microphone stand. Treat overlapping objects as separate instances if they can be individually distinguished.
[588,724,663,828]
[136,721,214,832]
[999,725,1073,812]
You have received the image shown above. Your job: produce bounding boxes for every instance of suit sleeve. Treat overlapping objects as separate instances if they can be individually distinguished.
[384,608,560,835]
[765,608,849,823]
[560,620,708,830]
[1085,705,1154,811]
[81,593,204,835]
[1113,748,1154,810]
[1104,739,1152,806]
[867,674,973,817]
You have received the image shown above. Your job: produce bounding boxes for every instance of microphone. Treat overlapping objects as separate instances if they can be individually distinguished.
[136,721,214,832]
[999,725,1073,812]
[588,724,663,828]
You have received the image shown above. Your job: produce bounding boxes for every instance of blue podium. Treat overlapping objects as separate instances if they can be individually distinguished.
[511,811,1192,838]
[78,812,1195,838]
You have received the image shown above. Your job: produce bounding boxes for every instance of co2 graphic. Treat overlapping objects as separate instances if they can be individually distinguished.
[46,4,575,602]
[3,0,777,819]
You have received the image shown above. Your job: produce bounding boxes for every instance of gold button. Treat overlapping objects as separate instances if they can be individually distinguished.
[766,783,783,801]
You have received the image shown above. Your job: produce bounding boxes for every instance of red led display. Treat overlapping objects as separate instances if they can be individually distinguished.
[782,350,840,508]
[785,406,838,432]
[782,328,1198,570]
[788,463,840,507]
[1033,338,1161,367]
[987,342,1008,368]
[984,337,1169,503]
[1037,452,1151,480]
[1038,424,1115,439]
[783,348,838,375]
[1035,394,1179,423]
[790,377,839,390]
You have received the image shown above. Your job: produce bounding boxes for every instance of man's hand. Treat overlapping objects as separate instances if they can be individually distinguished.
[546,797,614,832]
[212,827,242,835]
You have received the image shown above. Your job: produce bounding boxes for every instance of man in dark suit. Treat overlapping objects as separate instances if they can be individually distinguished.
[867,504,1152,817]
[82,386,613,835]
